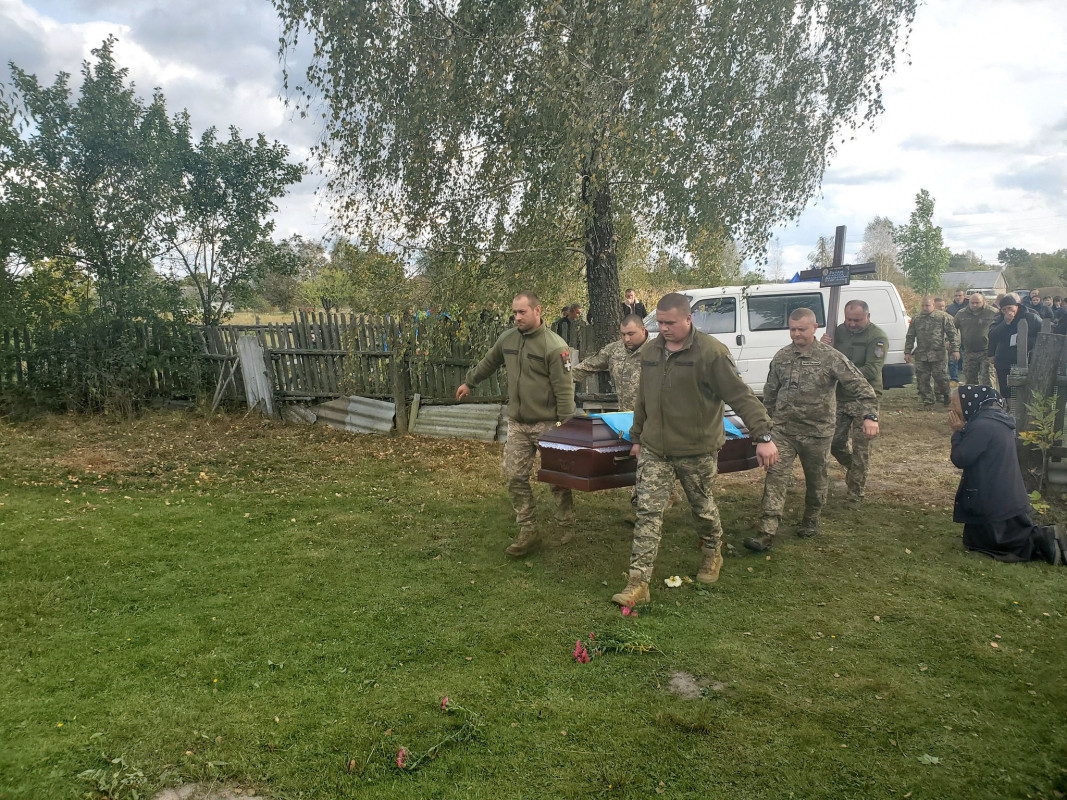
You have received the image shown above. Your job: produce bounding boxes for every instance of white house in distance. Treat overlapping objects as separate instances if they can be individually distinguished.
[939,270,1007,298]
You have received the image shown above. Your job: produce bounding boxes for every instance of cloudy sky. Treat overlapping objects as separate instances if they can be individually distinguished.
[3,0,1065,270]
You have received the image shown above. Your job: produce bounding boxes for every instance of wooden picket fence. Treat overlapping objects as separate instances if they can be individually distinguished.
[0,321,203,400]
[1,312,504,409]
[199,311,507,407]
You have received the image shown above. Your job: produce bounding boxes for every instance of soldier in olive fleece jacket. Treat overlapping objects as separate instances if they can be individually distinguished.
[611,293,776,607]
[458,292,575,557]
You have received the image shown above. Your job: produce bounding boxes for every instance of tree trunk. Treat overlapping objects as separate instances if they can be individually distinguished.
[582,166,621,356]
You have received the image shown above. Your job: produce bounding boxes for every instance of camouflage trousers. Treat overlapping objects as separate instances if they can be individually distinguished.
[630,449,721,578]
[914,356,950,404]
[758,430,831,535]
[503,419,573,532]
[961,352,995,387]
[830,410,874,498]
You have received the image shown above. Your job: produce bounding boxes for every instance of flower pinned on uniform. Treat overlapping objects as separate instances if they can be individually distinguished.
[664,575,682,588]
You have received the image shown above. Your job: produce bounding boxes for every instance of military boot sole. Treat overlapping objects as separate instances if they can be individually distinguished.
[795,526,820,539]
[743,535,773,552]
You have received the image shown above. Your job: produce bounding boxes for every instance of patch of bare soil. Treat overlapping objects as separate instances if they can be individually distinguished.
[152,784,265,800]
[666,671,725,699]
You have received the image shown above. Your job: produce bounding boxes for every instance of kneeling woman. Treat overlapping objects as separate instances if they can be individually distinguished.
[948,385,1065,564]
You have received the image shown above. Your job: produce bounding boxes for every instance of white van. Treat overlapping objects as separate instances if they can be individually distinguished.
[644,280,913,396]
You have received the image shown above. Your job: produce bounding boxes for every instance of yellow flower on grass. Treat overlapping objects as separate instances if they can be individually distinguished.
[664,576,682,588]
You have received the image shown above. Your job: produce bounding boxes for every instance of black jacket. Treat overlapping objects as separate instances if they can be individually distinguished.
[621,301,647,319]
[951,406,1029,524]
[988,309,1041,369]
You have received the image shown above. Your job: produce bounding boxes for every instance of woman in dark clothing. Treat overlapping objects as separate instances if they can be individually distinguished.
[948,385,1065,564]
[987,297,1041,394]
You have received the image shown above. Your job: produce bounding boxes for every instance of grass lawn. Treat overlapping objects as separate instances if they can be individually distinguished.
[1,391,1065,799]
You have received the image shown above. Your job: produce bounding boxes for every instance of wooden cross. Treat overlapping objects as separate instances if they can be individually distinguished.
[796,225,877,345]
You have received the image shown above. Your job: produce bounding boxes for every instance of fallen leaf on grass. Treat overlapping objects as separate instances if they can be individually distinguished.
[917,754,941,765]
[990,642,999,649]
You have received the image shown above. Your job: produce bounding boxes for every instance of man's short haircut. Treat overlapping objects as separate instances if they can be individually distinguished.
[1055,296,1062,303]
[843,299,869,314]
[934,297,944,304]
[567,303,581,312]
[1043,295,1051,301]
[656,292,691,314]
[513,291,540,308]
[625,288,635,294]
[620,313,645,328]
[789,307,817,323]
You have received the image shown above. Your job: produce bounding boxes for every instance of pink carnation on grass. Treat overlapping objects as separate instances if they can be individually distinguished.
[573,637,592,663]
[441,696,449,711]
[396,747,408,769]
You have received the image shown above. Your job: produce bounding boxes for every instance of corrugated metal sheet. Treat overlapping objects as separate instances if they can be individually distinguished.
[281,405,317,425]
[412,403,505,442]
[311,396,395,435]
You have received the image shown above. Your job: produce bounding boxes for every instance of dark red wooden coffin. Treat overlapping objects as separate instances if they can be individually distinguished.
[536,413,757,491]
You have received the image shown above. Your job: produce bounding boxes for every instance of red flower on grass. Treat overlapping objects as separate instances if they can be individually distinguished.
[573,638,592,663]
[441,696,449,711]
[396,747,408,769]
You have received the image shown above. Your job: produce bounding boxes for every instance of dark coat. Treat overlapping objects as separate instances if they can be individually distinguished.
[621,301,647,319]
[951,406,1029,524]
[987,308,1041,369]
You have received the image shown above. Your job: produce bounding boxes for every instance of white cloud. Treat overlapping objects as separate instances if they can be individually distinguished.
[4,0,1066,264]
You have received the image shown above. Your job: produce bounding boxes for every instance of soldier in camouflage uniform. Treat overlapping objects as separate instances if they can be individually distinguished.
[571,314,647,410]
[573,314,684,516]
[745,308,878,551]
[612,294,778,607]
[905,297,960,407]
[822,300,886,506]
[954,293,997,386]
[457,292,575,557]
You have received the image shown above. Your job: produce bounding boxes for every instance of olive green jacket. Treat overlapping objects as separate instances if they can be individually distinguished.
[630,328,772,458]
[833,322,888,396]
[954,305,997,351]
[463,324,575,424]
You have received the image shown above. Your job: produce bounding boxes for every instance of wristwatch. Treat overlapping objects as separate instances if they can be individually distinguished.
[863,414,878,422]
[757,433,773,443]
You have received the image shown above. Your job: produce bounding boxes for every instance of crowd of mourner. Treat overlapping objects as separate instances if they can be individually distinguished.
[456,288,1067,607]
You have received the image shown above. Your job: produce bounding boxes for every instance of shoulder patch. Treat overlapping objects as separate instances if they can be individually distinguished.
[561,350,571,371]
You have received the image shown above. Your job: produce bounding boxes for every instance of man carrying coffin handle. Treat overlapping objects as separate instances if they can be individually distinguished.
[612,293,778,607]
[457,292,575,557]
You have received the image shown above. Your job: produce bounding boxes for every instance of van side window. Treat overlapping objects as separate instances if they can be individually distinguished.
[692,298,736,334]
[748,293,826,330]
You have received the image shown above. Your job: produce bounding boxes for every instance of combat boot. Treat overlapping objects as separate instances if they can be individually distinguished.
[743,533,773,552]
[696,544,724,584]
[505,528,540,557]
[796,519,820,538]
[611,569,650,606]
